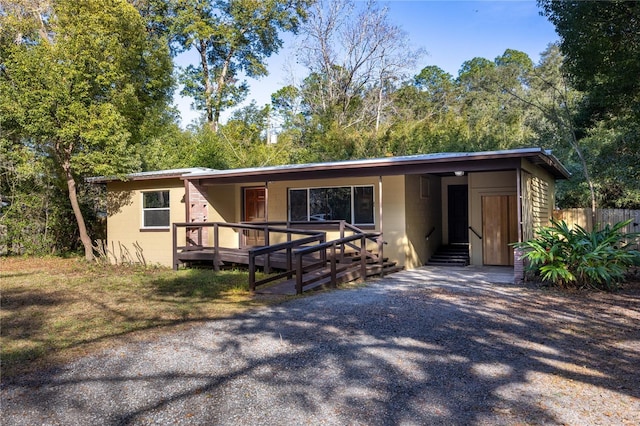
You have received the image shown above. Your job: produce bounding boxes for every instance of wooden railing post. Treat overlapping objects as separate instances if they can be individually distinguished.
[172,223,178,270]
[286,247,293,279]
[378,236,384,277]
[296,253,304,295]
[249,251,256,293]
[213,223,220,272]
[360,235,367,279]
[340,221,345,259]
[330,242,337,288]
[320,233,327,264]
[263,224,271,274]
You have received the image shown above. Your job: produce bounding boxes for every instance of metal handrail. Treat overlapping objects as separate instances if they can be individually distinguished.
[425,226,436,240]
[469,226,482,240]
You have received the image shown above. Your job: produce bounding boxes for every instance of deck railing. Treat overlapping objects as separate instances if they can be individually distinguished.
[173,220,385,294]
[172,222,325,271]
[293,232,384,294]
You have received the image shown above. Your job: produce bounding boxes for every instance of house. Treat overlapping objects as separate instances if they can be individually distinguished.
[91,148,570,282]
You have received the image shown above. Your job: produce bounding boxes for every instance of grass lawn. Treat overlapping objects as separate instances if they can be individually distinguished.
[1,256,288,380]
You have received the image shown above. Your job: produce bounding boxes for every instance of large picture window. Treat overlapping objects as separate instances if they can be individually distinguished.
[142,191,170,228]
[288,185,374,226]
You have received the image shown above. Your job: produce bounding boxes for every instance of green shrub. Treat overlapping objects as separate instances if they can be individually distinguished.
[515,219,640,291]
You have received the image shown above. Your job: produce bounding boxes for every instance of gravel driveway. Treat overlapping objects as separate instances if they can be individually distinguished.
[2,267,639,425]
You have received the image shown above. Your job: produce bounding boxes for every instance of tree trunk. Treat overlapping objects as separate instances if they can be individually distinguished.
[375,78,384,135]
[198,39,215,131]
[212,52,233,131]
[62,155,93,261]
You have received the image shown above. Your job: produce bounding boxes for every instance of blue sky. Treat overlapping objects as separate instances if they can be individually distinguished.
[174,0,559,127]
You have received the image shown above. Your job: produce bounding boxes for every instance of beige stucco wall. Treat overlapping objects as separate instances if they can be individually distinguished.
[381,175,407,268]
[203,183,241,248]
[199,176,410,268]
[404,174,441,269]
[106,179,186,266]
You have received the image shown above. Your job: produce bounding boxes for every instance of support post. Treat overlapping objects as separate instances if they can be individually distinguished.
[172,223,178,270]
[296,253,304,295]
[330,243,337,288]
[360,235,367,279]
[249,251,256,293]
[213,223,220,271]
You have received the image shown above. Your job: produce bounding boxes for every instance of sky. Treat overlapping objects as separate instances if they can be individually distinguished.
[174,0,559,128]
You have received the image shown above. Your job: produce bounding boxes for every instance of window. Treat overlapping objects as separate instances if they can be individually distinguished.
[142,191,170,228]
[288,185,374,226]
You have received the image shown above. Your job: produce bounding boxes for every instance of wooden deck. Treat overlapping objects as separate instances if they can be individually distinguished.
[176,247,321,270]
[172,221,395,295]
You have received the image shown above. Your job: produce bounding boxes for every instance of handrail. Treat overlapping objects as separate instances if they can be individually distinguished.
[173,220,388,294]
[293,232,383,294]
[294,232,380,255]
[248,234,325,256]
[174,221,323,236]
[425,226,436,240]
[248,233,326,291]
[469,226,482,240]
[173,221,328,273]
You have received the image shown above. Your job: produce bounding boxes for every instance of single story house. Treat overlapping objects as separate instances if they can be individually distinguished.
[91,148,570,281]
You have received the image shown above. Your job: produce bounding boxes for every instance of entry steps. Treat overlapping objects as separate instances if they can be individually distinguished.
[427,244,470,266]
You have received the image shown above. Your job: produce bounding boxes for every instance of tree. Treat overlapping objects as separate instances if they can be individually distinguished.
[296,0,421,132]
[169,0,312,131]
[0,0,174,260]
[538,0,640,119]
[538,1,640,209]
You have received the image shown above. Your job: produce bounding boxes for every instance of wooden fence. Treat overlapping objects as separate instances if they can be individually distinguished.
[553,208,640,248]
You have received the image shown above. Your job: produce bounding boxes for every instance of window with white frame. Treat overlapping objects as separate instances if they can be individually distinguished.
[288,185,374,225]
[142,191,170,228]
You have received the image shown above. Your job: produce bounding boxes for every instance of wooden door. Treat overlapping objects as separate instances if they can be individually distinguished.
[243,187,266,247]
[448,185,469,244]
[482,195,517,265]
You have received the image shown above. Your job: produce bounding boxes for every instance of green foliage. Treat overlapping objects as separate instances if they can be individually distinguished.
[538,2,640,209]
[538,0,640,120]
[515,219,640,291]
[168,0,312,129]
[0,0,175,259]
[0,139,105,255]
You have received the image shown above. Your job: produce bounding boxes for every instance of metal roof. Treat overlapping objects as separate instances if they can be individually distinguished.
[87,168,216,183]
[184,148,570,182]
[88,148,570,184]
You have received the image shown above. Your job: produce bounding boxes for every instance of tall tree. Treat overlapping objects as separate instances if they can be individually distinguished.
[296,0,421,132]
[539,1,640,209]
[0,0,174,260]
[538,0,640,120]
[169,0,312,131]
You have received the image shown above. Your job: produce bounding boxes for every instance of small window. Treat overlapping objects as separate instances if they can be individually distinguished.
[142,191,170,228]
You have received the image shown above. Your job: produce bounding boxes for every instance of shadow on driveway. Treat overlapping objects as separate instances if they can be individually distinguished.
[2,267,639,425]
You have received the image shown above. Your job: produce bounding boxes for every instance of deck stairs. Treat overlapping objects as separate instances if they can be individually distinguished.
[426,244,470,266]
